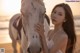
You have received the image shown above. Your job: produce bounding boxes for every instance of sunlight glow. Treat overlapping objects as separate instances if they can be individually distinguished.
[2,0,21,15]
[0,0,80,16]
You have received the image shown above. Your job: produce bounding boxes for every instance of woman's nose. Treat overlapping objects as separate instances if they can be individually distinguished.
[51,14,56,19]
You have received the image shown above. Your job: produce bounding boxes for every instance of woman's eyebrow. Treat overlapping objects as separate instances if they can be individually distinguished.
[58,12,64,14]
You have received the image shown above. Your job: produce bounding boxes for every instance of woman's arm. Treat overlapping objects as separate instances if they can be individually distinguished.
[35,23,49,53]
[40,31,68,53]
[40,34,49,53]
[35,23,68,53]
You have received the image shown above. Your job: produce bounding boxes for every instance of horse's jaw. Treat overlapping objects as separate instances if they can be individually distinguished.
[21,0,45,52]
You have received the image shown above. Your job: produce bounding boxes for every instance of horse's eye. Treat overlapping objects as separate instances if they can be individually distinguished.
[43,11,46,14]
[42,11,46,16]
[44,11,46,14]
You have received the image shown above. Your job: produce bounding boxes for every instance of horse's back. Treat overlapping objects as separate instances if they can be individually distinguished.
[9,13,21,24]
[9,13,21,40]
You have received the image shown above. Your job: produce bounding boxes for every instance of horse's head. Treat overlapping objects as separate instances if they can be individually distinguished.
[21,0,45,53]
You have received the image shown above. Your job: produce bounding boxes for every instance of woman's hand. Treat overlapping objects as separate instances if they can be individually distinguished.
[35,23,45,38]
[35,23,49,53]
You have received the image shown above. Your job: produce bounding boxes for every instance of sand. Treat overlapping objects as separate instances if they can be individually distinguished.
[0,35,80,53]
[75,35,80,53]
[0,43,20,53]
[0,43,13,53]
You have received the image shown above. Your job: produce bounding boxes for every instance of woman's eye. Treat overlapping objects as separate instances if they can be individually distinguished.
[58,13,62,16]
[53,11,56,14]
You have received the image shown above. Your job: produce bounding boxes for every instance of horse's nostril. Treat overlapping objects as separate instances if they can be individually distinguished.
[27,47,31,53]
[32,35,34,38]
[36,35,37,38]
[39,48,42,53]
[32,35,38,38]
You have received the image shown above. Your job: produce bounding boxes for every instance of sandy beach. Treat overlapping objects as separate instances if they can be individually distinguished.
[0,0,80,53]
[0,35,80,53]
[0,43,20,53]
[0,16,80,53]
[75,35,80,53]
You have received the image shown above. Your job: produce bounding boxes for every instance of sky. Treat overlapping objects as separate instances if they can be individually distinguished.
[0,0,80,16]
[44,0,80,16]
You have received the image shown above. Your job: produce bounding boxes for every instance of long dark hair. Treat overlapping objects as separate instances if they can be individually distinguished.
[51,3,76,53]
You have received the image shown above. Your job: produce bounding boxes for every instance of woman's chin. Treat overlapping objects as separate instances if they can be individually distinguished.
[52,21,56,24]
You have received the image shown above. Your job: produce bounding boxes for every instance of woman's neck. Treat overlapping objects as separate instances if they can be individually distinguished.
[54,24,63,32]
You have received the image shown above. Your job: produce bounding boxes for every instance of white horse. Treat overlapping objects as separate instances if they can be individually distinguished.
[9,0,49,53]
[9,13,23,53]
[21,0,46,53]
[9,13,49,53]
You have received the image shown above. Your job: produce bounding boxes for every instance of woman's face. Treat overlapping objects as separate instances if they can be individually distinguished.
[51,6,65,25]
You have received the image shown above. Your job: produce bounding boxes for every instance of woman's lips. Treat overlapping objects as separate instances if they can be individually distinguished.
[52,19,56,22]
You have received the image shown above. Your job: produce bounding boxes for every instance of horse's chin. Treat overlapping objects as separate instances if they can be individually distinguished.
[27,46,42,53]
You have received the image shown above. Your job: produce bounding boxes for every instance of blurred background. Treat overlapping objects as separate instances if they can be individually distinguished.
[0,0,80,43]
[0,0,80,53]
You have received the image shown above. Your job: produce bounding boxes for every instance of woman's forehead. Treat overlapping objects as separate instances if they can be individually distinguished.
[54,7,65,14]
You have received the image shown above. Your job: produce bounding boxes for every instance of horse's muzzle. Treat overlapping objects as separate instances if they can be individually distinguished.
[27,47,42,53]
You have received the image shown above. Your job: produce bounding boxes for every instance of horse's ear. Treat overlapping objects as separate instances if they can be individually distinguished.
[36,0,44,6]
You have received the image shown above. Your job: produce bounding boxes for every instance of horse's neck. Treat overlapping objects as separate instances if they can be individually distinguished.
[21,0,45,48]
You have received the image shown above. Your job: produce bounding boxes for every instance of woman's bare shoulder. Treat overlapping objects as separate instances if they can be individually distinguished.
[52,31,68,44]
[61,31,68,40]
[49,31,68,53]
[58,31,68,43]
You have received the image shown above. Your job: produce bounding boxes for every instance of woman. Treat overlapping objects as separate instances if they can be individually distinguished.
[35,3,76,53]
